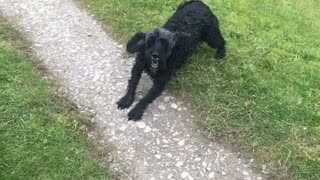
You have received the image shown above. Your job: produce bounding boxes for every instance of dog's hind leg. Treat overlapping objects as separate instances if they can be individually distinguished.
[117,59,144,109]
[205,24,226,60]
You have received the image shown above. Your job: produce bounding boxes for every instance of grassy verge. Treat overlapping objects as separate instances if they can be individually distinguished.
[79,0,320,179]
[0,19,112,179]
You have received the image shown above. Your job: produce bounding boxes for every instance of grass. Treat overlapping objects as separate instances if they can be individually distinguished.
[0,19,112,179]
[79,0,320,179]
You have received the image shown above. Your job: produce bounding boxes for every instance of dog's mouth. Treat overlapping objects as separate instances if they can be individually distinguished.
[150,58,159,72]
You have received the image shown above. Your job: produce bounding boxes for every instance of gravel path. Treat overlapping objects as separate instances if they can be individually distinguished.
[0,0,264,179]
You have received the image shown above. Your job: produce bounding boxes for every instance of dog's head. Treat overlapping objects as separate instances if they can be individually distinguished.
[127,28,188,73]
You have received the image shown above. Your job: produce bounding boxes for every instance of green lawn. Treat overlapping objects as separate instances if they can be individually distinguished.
[79,0,320,179]
[0,19,111,179]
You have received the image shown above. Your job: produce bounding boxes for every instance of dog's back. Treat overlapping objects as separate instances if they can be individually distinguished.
[163,0,219,38]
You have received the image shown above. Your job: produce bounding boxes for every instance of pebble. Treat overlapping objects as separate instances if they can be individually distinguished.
[158,104,166,110]
[178,139,185,146]
[119,124,127,131]
[136,121,146,129]
[175,161,184,167]
[92,74,100,82]
[166,153,173,158]
[164,96,170,102]
[167,174,173,179]
[155,154,161,159]
[144,126,152,133]
[181,172,189,179]
[144,161,148,166]
[202,162,207,168]
[171,103,178,109]
[208,172,215,178]
[250,158,254,163]
[172,132,179,136]
[242,171,249,176]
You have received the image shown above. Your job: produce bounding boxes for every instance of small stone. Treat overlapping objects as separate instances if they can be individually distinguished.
[106,154,113,162]
[155,154,161,159]
[175,161,184,167]
[136,121,146,129]
[178,139,185,146]
[209,172,215,179]
[144,126,152,133]
[164,96,170,102]
[171,103,178,109]
[221,171,226,176]
[188,175,194,180]
[181,172,189,179]
[167,174,173,179]
[158,104,166,110]
[262,164,268,174]
[173,132,179,136]
[166,153,173,158]
[194,157,201,161]
[119,124,127,131]
[242,171,249,176]
[202,162,207,168]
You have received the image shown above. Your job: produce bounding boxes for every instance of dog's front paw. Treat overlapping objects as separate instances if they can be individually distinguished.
[117,95,134,109]
[128,106,145,121]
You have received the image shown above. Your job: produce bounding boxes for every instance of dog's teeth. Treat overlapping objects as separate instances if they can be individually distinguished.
[151,62,158,68]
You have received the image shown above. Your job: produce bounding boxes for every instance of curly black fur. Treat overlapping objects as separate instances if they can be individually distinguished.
[117,0,226,121]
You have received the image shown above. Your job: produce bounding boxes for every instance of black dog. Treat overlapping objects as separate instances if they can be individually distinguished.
[117,0,226,121]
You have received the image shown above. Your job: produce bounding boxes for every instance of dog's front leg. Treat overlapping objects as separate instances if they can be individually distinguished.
[128,73,171,121]
[117,59,144,109]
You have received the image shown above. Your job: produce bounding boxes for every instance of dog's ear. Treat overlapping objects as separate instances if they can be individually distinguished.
[126,32,146,53]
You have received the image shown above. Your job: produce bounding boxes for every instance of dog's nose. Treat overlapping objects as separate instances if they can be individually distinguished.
[151,53,159,59]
